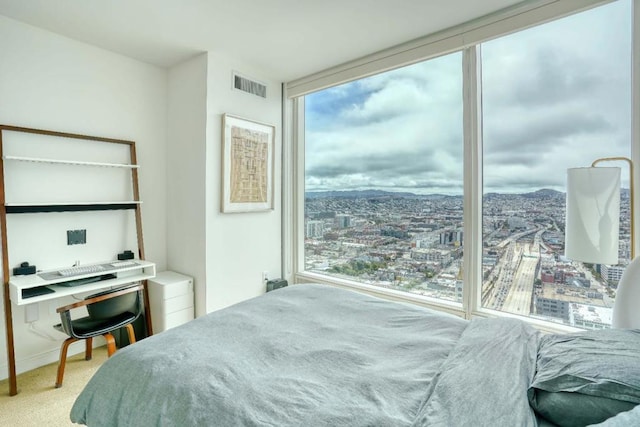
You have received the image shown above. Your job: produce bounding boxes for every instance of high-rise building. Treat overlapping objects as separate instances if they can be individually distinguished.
[306,220,324,238]
[601,264,625,286]
[439,230,463,246]
[334,214,351,228]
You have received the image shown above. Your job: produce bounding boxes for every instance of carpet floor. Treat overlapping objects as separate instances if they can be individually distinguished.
[0,346,107,426]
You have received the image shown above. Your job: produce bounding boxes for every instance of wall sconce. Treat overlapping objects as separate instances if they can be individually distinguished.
[564,157,637,329]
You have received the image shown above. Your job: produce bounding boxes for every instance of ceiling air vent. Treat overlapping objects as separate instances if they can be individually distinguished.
[233,72,267,98]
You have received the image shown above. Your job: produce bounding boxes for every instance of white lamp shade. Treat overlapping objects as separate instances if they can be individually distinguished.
[565,167,621,265]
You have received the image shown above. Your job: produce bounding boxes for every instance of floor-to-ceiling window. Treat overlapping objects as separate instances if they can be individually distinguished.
[290,0,635,329]
[480,0,631,328]
[304,53,464,304]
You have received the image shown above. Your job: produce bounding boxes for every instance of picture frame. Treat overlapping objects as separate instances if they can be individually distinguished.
[221,114,275,213]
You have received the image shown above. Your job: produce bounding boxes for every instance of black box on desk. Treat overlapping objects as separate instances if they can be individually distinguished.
[266,279,288,292]
[13,262,36,275]
[117,250,135,260]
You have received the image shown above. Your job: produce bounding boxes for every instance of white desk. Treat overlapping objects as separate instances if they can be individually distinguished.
[9,260,156,305]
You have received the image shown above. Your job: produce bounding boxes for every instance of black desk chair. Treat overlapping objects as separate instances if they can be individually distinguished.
[53,284,144,388]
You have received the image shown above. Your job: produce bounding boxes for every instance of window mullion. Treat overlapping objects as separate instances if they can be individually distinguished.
[291,97,306,281]
[633,0,640,257]
[462,46,483,319]
[281,91,294,284]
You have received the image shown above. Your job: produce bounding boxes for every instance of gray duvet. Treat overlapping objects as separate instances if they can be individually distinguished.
[71,283,539,426]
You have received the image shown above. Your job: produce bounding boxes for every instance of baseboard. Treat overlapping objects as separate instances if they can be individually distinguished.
[0,338,106,381]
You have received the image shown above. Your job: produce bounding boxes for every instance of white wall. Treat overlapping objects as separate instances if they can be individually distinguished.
[0,15,284,382]
[205,52,282,312]
[165,52,283,315]
[166,55,208,316]
[0,15,168,378]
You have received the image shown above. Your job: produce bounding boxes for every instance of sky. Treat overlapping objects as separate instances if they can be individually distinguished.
[304,0,632,195]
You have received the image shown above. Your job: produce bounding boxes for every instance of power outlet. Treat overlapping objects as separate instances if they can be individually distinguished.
[25,303,39,323]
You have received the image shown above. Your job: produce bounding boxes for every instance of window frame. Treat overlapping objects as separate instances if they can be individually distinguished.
[283,0,639,334]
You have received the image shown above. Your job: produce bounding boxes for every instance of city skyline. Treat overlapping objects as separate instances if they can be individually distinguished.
[305,186,631,198]
[304,189,627,329]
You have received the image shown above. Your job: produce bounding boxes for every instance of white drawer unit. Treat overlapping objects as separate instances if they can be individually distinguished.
[148,271,194,333]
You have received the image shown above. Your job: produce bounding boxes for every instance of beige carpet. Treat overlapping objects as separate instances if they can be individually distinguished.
[0,346,107,427]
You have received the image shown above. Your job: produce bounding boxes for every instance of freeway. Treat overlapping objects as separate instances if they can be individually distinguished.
[484,227,543,314]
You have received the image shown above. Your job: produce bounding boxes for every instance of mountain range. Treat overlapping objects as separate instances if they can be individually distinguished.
[306,188,566,200]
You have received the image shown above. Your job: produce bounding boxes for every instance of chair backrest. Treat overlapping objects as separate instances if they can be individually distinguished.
[56,284,145,340]
[86,286,142,320]
[85,288,142,320]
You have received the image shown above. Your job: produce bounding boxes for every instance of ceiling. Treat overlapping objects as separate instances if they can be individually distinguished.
[0,0,527,82]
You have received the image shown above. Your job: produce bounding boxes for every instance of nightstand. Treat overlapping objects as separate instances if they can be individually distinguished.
[148,271,194,333]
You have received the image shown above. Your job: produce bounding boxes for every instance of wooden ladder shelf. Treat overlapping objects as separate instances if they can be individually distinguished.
[0,125,153,396]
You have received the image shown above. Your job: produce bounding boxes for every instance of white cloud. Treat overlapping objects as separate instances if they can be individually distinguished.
[305,0,632,195]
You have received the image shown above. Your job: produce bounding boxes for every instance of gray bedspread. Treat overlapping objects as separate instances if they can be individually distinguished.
[71,283,539,426]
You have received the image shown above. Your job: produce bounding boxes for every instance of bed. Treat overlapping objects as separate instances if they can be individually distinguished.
[70,283,640,426]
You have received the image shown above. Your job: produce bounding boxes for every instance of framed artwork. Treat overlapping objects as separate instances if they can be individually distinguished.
[221,114,275,213]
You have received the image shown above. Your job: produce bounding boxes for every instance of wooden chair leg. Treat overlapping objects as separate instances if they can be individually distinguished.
[125,324,136,345]
[85,337,93,361]
[104,333,116,357]
[56,337,78,388]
